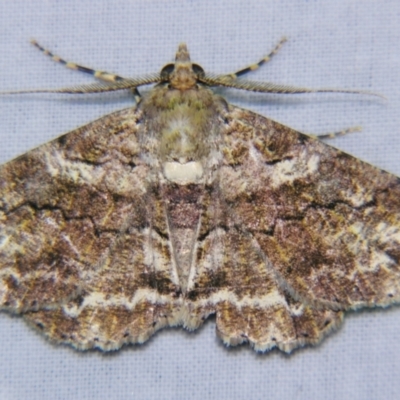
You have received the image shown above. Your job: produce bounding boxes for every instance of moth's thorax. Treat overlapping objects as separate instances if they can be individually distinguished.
[139,84,224,184]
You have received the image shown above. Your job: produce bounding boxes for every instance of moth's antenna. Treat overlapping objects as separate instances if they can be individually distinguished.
[30,39,128,84]
[224,37,288,79]
[200,74,383,99]
[200,37,382,99]
[0,40,163,102]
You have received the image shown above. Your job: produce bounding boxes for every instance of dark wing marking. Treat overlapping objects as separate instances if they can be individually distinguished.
[0,108,181,349]
[220,106,400,312]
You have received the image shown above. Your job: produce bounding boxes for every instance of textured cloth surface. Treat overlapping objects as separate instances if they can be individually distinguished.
[0,1,400,399]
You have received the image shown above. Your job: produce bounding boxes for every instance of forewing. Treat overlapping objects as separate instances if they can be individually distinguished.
[0,107,185,349]
[220,106,400,311]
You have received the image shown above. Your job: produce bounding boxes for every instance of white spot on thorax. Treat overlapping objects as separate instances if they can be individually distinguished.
[163,161,204,184]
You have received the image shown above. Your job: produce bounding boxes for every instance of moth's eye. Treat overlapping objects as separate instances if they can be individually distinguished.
[192,63,205,78]
[160,63,175,79]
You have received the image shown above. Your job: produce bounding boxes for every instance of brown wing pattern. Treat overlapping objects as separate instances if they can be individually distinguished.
[220,106,400,312]
[177,105,400,352]
[0,108,182,349]
[23,225,182,350]
[2,104,400,352]
[2,41,399,354]
[187,225,344,352]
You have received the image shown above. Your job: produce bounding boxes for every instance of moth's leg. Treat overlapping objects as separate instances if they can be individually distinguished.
[308,126,361,140]
[225,37,287,79]
[30,40,141,101]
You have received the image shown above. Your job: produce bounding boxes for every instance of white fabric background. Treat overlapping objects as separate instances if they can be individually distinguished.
[0,1,400,399]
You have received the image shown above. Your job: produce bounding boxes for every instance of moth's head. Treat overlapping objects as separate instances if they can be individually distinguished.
[160,43,205,91]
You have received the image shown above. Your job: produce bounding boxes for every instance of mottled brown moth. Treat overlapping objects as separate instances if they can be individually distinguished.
[0,39,399,353]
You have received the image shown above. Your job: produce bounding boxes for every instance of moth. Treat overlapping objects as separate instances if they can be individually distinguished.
[0,39,399,353]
